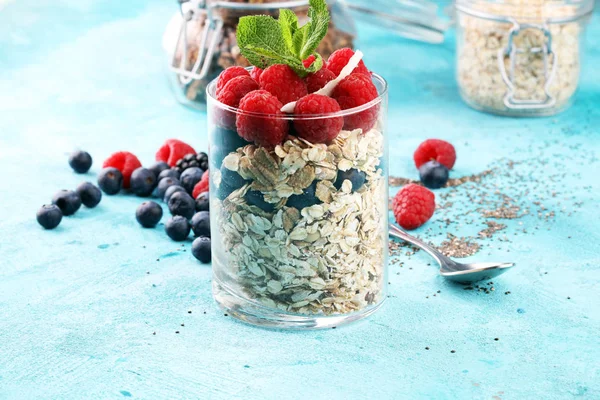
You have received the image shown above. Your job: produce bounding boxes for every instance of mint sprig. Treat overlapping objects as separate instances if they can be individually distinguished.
[237,0,329,77]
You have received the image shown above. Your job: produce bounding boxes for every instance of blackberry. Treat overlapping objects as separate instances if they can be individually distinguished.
[174,152,209,173]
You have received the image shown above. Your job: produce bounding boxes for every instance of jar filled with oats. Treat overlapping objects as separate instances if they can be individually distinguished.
[207,68,388,329]
[455,0,594,117]
[163,0,356,110]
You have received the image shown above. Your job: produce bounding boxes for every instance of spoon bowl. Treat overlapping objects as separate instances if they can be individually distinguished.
[389,223,515,284]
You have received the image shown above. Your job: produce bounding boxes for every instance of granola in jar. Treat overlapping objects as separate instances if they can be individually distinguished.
[455,0,594,116]
[163,0,355,109]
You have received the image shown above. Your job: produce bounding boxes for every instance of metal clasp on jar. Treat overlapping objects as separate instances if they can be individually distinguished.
[497,22,558,110]
[171,0,224,85]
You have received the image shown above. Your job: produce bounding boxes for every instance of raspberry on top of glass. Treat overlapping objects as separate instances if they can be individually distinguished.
[211,0,380,148]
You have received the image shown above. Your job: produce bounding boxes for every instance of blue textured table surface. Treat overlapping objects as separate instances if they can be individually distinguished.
[1,1,599,399]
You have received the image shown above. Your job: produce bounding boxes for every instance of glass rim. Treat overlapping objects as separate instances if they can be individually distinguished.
[206,71,388,121]
[455,0,594,23]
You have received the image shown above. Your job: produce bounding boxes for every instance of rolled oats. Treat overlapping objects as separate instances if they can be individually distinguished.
[215,128,387,315]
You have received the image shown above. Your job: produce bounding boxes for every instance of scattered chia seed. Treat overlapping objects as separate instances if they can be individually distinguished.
[425,347,430,350]
[451,350,456,353]
[175,331,180,334]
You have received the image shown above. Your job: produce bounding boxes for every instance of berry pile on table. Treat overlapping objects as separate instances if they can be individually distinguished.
[36,141,213,264]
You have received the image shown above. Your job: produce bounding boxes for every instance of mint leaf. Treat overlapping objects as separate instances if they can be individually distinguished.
[237,15,294,69]
[291,24,309,57]
[298,0,330,59]
[279,9,298,52]
[235,0,330,78]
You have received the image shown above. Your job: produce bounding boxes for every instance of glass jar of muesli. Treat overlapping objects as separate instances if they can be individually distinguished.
[455,0,594,117]
[207,73,388,329]
[163,0,356,110]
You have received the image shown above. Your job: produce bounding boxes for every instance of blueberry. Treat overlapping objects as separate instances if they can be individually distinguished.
[76,182,102,208]
[286,182,320,211]
[155,177,181,200]
[168,191,196,220]
[195,191,209,212]
[165,216,191,241]
[52,190,82,216]
[216,181,236,201]
[158,168,180,181]
[164,185,186,203]
[245,190,274,212]
[68,150,92,174]
[210,127,251,169]
[148,161,170,179]
[136,201,163,228]
[36,204,63,229]
[97,167,123,195]
[190,211,210,237]
[191,236,211,263]
[334,168,366,191]
[180,167,203,194]
[130,167,157,197]
[220,165,248,189]
[419,161,449,189]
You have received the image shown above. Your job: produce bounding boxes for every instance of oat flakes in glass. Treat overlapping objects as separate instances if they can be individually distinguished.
[455,0,594,117]
[163,0,356,110]
[207,74,388,329]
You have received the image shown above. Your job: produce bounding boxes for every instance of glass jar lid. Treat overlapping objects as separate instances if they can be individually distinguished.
[455,0,595,23]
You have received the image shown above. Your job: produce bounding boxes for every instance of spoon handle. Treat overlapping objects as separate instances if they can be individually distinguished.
[389,223,455,268]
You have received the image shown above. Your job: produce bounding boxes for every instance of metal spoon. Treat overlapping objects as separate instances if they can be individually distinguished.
[389,223,515,284]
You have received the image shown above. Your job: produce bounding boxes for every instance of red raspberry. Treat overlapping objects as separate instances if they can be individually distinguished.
[102,151,142,189]
[155,139,196,167]
[217,75,259,108]
[236,90,289,147]
[293,94,343,143]
[250,66,263,84]
[413,139,457,170]
[303,55,316,68]
[331,73,379,132]
[259,64,307,105]
[192,169,209,198]
[216,66,250,95]
[326,48,370,78]
[392,184,435,230]
[305,67,336,93]
[215,75,259,129]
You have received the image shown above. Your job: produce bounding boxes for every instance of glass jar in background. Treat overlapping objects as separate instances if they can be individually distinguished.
[206,72,388,329]
[163,0,356,110]
[455,0,594,117]
[163,0,451,110]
